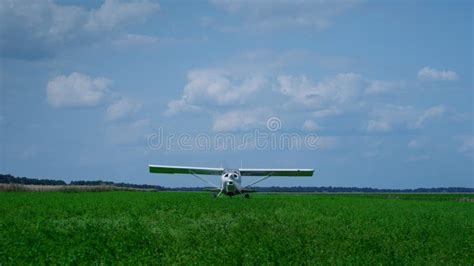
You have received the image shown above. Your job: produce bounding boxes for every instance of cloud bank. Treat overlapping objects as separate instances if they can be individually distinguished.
[0,0,160,60]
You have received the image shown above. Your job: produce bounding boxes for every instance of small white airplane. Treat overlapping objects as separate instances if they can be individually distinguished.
[149,164,314,198]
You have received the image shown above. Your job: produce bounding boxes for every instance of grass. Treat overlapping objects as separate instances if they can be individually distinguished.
[0,192,473,264]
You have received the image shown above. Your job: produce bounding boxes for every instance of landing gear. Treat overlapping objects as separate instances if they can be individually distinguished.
[244,194,250,199]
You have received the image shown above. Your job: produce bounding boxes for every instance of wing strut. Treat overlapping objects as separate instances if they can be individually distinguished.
[244,173,273,188]
[189,171,220,189]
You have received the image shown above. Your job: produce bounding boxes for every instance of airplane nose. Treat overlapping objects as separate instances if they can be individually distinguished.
[226,181,236,193]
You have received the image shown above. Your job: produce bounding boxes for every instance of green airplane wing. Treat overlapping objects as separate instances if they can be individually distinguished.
[149,165,224,175]
[239,168,314,177]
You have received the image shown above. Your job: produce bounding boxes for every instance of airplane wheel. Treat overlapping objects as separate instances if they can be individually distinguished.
[244,194,250,199]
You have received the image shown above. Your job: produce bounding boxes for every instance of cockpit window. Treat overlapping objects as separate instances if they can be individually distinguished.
[224,172,239,179]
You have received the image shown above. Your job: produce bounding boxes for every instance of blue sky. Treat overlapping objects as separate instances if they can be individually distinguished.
[1,0,472,188]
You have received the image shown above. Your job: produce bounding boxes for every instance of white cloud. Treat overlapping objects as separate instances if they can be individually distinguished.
[212,108,270,132]
[312,107,343,119]
[302,119,320,131]
[277,73,365,108]
[209,0,362,32]
[165,99,201,116]
[407,138,426,149]
[366,105,398,133]
[315,136,340,150]
[167,69,266,114]
[0,0,159,59]
[367,120,392,133]
[106,98,141,121]
[417,66,458,81]
[365,80,403,94]
[47,72,111,108]
[413,105,445,128]
[85,0,160,32]
[366,104,446,133]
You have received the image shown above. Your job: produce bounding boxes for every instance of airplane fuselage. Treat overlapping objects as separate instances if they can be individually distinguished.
[220,169,242,196]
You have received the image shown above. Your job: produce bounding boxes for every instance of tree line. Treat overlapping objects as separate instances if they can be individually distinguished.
[1,174,473,193]
[0,174,66,186]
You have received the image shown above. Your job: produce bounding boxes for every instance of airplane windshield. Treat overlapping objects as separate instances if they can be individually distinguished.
[224,172,240,179]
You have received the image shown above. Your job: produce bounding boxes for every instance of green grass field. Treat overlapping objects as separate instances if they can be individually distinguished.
[0,192,473,264]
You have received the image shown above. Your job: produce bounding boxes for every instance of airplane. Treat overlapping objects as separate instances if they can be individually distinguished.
[149,164,314,198]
